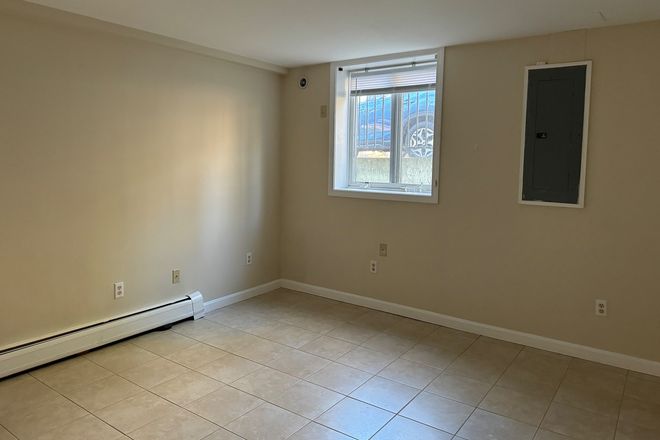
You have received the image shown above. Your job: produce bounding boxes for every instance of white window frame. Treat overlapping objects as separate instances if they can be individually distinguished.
[328,48,444,203]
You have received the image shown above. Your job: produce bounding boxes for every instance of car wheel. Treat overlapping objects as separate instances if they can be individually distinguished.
[405,123,434,158]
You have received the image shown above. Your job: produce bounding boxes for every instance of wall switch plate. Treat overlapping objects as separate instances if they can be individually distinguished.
[172,269,181,284]
[246,253,252,265]
[114,282,124,299]
[596,300,607,316]
[370,260,377,273]
[379,243,388,257]
[320,105,328,118]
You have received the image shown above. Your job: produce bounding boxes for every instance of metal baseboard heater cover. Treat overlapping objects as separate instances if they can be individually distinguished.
[0,291,204,379]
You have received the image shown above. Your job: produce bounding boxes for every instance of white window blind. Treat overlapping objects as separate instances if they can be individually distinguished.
[350,65,436,96]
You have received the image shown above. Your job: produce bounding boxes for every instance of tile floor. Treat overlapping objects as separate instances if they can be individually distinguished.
[1,288,659,440]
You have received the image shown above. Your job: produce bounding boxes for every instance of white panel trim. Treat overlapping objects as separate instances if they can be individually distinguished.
[0,292,202,379]
[281,279,660,377]
[203,280,282,314]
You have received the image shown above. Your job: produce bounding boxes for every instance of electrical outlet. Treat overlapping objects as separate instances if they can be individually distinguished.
[596,300,607,317]
[370,260,377,273]
[379,243,388,257]
[114,282,124,299]
[246,253,252,265]
[172,269,181,284]
[320,105,328,118]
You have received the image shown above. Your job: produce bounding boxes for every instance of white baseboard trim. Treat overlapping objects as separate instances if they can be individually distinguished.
[203,280,282,314]
[281,279,660,377]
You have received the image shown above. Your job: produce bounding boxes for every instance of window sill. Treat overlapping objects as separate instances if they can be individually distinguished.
[328,187,438,204]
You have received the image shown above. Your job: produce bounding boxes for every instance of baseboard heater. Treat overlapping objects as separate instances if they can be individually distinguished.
[0,291,204,380]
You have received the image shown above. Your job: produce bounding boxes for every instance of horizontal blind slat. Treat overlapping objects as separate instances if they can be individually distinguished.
[350,66,436,94]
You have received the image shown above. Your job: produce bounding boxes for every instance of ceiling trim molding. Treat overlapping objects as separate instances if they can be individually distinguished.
[0,0,288,74]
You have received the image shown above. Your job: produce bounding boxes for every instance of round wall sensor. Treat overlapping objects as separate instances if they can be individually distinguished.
[298,77,308,89]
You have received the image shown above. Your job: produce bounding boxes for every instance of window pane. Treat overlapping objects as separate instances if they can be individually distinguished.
[400,91,435,185]
[352,94,391,183]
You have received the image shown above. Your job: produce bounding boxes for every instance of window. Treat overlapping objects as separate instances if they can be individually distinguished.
[329,49,443,203]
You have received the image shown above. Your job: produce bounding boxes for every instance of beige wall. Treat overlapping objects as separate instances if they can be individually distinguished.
[0,12,281,348]
[281,21,660,362]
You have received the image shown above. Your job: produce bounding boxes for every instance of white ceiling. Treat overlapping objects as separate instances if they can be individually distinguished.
[25,0,660,68]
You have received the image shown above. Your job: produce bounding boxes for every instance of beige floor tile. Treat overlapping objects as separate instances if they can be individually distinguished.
[224,314,288,338]
[628,371,660,385]
[479,386,551,426]
[446,353,511,384]
[554,380,622,418]
[350,376,419,413]
[165,343,228,370]
[195,354,261,383]
[84,342,159,373]
[63,375,142,412]
[522,347,573,362]
[0,396,88,440]
[0,426,15,440]
[184,387,263,427]
[131,331,197,357]
[615,421,660,440]
[401,343,460,369]
[150,372,223,406]
[264,325,320,348]
[463,339,522,363]
[200,428,243,440]
[0,376,59,417]
[129,408,218,440]
[570,358,627,376]
[316,398,394,440]
[457,409,537,440]
[230,367,299,400]
[306,363,373,395]
[233,339,292,364]
[383,318,439,342]
[34,359,113,393]
[362,333,416,357]
[266,350,331,378]
[322,304,370,322]
[372,415,452,440]
[29,357,89,379]
[225,402,308,440]
[400,391,474,433]
[336,346,397,374]
[425,371,492,406]
[94,391,177,434]
[510,350,571,383]
[203,329,262,353]
[534,429,574,440]
[171,319,228,341]
[620,397,660,433]
[300,336,357,360]
[378,358,441,389]
[626,376,660,406]
[294,316,344,334]
[540,402,618,440]
[497,364,563,400]
[290,297,340,314]
[119,358,190,389]
[205,309,253,327]
[326,324,380,345]
[420,328,476,353]
[349,311,403,332]
[563,361,627,396]
[33,414,123,440]
[269,381,343,419]
[266,307,312,325]
[287,422,352,440]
